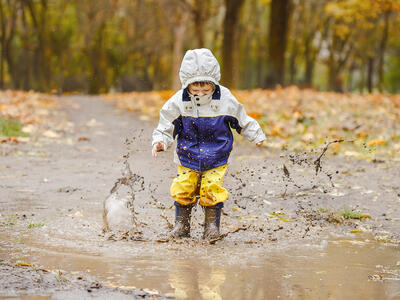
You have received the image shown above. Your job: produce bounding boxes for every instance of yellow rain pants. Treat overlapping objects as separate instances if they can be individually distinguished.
[170,164,229,207]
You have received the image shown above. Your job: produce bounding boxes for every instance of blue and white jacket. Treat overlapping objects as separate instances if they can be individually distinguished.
[152,48,266,172]
[152,85,266,172]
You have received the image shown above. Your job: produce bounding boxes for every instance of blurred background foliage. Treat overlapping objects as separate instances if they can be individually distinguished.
[0,0,399,94]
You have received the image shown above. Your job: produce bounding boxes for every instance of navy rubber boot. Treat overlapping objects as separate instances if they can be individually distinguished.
[203,203,223,239]
[169,202,193,238]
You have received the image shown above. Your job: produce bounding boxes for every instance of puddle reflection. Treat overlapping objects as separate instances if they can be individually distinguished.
[1,234,399,300]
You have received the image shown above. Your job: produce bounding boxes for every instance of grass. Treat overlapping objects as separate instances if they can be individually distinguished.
[0,116,28,137]
[338,207,371,220]
[27,222,44,229]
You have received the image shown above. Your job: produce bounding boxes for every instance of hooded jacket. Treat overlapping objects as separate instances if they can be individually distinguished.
[152,49,266,172]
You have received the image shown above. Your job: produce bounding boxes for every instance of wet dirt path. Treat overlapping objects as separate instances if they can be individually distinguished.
[0,95,399,299]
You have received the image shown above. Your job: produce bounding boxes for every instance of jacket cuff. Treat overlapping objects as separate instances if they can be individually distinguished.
[253,133,266,144]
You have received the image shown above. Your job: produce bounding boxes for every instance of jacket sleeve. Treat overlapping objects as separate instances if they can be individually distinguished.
[152,99,181,149]
[233,98,266,144]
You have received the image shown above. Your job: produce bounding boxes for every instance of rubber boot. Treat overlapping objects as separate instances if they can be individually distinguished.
[203,203,223,239]
[169,202,193,238]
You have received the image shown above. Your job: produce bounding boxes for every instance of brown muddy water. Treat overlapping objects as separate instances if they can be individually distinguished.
[1,231,399,300]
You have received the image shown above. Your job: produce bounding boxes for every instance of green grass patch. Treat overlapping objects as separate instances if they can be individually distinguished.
[27,222,44,229]
[0,116,28,137]
[338,208,371,220]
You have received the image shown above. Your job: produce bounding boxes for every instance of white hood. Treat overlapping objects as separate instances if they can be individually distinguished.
[179,48,221,89]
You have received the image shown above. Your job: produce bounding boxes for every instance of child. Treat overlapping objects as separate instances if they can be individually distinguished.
[152,48,265,239]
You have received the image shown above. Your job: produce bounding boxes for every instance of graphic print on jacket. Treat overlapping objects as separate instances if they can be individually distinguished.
[173,114,241,171]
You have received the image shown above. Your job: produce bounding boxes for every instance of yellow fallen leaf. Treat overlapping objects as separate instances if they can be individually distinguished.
[16,262,31,267]
[270,125,282,136]
[238,216,257,221]
[232,207,241,212]
[74,211,84,217]
[368,139,386,146]
[350,229,363,234]
[270,211,285,216]
[248,112,263,119]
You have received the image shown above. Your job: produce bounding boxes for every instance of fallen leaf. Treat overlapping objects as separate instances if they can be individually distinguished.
[86,118,102,127]
[42,130,61,138]
[78,137,89,142]
[368,140,387,146]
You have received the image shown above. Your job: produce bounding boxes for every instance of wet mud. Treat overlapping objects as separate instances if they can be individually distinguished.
[1,95,399,299]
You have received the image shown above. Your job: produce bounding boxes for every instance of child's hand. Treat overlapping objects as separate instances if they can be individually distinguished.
[152,141,167,157]
[256,141,264,147]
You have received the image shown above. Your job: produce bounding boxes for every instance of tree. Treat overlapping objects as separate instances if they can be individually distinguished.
[222,0,245,88]
[266,0,291,88]
[0,0,18,89]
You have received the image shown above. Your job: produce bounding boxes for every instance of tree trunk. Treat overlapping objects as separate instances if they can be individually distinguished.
[0,1,5,88]
[348,63,359,92]
[377,10,390,92]
[359,60,366,93]
[222,0,244,88]
[0,0,17,89]
[367,57,374,93]
[193,0,206,48]
[328,51,336,91]
[88,24,107,94]
[288,46,297,85]
[24,0,50,91]
[266,0,291,88]
[172,11,189,90]
[304,59,314,88]
[303,35,314,87]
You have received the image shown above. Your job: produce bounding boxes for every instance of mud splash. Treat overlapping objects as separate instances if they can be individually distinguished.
[282,139,346,191]
[103,152,145,239]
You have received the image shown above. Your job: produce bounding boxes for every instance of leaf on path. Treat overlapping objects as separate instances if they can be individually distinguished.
[86,118,103,127]
[270,211,290,222]
[0,137,19,143]
[16,262,31,267]
[67,211,84,217]
[368,139,387,146]
[238,216,258,221]
[270,211,286,216]
[21,124,36,133]
[328,189,346,197]
[42,130,61,138]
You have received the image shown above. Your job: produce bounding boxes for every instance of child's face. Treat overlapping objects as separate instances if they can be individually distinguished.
[188,83,214,96]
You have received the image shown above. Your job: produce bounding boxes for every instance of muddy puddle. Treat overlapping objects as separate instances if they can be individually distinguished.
[1,233,399,300]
